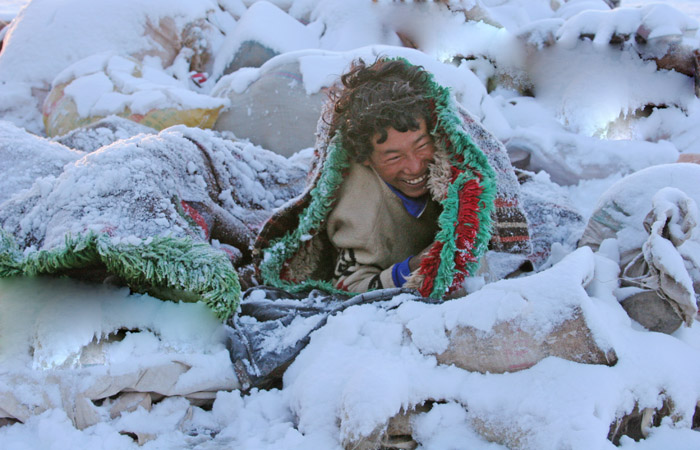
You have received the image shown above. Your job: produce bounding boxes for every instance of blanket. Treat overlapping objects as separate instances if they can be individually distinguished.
[0,121,307,319]
[254,59,531,299]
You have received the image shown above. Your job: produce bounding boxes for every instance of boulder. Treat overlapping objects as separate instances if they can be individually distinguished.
[213,59,326,156]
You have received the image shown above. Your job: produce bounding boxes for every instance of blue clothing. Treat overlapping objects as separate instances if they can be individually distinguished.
[385,183,429,218]
[392,255,413,287]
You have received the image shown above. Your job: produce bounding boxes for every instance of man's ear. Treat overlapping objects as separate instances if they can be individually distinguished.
[361,159,372,167]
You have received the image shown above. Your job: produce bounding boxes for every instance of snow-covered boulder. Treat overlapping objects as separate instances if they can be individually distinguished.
[212,52,328,157]
[211,1,320,79]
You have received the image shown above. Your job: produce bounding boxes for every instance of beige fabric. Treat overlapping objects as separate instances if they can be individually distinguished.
[621,188,699,326]
[578,165,700,330]
[326,162,439,292]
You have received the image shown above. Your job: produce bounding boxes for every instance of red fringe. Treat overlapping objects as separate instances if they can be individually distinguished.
[418,173,483,297]
[451,178,483,292]
[417,241,444,297]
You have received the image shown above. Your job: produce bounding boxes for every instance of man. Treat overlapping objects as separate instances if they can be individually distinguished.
[253,57,530,298]
[325,59,441,291]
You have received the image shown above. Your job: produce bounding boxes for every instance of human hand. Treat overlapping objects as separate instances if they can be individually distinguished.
[408,243,434,272]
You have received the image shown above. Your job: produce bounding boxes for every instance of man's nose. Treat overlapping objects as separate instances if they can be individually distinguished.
[405,152,423,174]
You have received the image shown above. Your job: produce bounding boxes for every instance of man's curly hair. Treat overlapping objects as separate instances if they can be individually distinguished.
[329,57,434,162]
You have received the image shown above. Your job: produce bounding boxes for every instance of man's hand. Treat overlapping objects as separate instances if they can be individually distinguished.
[408,243,434,272]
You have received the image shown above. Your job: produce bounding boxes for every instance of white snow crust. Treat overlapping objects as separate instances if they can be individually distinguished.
[1,0,700,449]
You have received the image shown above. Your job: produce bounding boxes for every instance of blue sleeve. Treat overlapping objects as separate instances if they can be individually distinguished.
[391,256,413,287]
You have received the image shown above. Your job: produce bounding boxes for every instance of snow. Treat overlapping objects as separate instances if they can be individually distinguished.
[0,0,218,85]
[53,53,228,119]
[278,248,700,449]
[210,1,321,80]
[1,0,700,448]
[531,44,693,136]
[0,0,26,21]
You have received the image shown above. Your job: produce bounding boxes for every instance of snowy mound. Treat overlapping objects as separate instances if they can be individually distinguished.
[1,0,700,448]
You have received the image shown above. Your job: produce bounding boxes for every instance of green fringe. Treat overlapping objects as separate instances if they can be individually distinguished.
[259,133,352,296]
[0,229,240,320]
[424,76,497,296]
[259,57,497,299]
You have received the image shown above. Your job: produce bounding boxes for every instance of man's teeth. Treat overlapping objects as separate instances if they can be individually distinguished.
[404,174,427,185]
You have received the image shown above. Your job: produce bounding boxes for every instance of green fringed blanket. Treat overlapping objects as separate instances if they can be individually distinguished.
[254,59,531,299]
[0,122,307,320]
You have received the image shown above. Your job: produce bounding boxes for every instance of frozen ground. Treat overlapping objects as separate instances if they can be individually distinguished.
[1,0,700,449]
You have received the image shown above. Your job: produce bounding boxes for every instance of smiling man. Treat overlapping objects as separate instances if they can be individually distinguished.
[325,59,442,291]
[254,57,531,298]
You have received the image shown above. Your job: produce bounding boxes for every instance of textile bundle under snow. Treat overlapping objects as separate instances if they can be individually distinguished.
[43,54,229,137]
[579,163,700,333]
[0,121,307,319]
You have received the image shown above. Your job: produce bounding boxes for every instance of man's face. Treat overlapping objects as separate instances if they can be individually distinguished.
[363,118,436,198]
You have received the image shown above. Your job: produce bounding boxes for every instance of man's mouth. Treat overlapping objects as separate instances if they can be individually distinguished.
[403,174,428,186]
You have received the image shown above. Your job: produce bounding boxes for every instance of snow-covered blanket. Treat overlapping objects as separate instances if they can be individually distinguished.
[0,121,307,319]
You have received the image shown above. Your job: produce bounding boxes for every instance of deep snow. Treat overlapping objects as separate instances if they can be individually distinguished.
[1,0,700,449]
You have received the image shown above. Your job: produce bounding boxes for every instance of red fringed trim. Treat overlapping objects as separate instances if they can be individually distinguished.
[494,197,519,208]
[417,241,444,297]
[417,176,484,297]
[451,166,462,182]
[494,235,530,243]
[450,178,483,291]
[280,264,291,282]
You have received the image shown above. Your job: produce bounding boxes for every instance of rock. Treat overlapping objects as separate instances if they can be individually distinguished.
[434,307,617,374]
[342,402,433,450]
[213,59,326,156]
[620,289,684,334]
